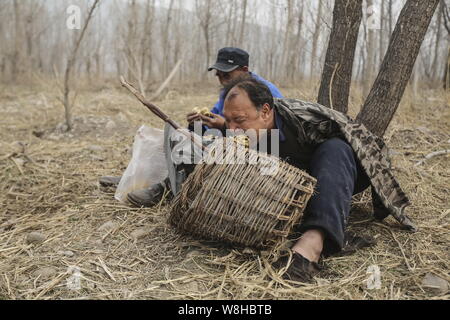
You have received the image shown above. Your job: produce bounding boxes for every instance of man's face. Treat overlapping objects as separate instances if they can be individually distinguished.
[223,87,274,135]
[215,67,248,86]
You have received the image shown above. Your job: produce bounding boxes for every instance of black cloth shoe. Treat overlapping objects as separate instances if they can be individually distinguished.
[273,252,322,284]
[339,231,376,256]
[99,176,122,187]
[127,178,171,208]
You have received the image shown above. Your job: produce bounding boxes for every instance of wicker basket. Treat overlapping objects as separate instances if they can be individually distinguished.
[169,138,316,249]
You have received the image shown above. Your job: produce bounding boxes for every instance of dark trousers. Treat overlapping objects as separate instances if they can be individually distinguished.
[297,138,370,255]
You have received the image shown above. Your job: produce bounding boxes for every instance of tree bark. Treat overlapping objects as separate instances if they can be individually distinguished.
[317,0,363,114]
[444,46,450,90]
[441,0,450,89]
[356,0,440,137]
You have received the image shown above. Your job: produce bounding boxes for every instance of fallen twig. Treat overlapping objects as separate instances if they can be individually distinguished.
[414,149,450,166]
[150,59,183,101]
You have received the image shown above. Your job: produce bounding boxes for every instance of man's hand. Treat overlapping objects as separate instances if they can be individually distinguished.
[186,111,225,130]
[198,113,225,130]
[187,111,202,124]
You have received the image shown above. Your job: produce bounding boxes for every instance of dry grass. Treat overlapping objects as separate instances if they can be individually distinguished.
[0,79,448,300]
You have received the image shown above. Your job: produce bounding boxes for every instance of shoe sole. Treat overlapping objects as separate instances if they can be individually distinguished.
[127,193,160,208]
[99,182,119,188]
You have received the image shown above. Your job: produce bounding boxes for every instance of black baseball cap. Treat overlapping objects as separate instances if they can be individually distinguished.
[208,47,249,72]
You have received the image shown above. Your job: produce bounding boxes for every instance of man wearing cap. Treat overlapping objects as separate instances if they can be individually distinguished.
[186,47,283,132]
[100,47,283,208]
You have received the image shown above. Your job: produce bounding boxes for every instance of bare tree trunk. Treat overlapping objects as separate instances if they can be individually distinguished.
[310,1,323,80]
[356,43,365,83]
[225,1,234,45]
[281,0,294,83]
[412,61,419,97]
[196,0,215,79]
[379,0,385,66]
[317,0,363,114]
[12,0,21,83]
[63,0,100,131]
[444,46,450,89]
[388,0,393,36]
[363,0,376,99]
[162,0,174,79]
[288,1,304,83]
[238,0,247,46]
[142,0,155,84]
[431,6,443,80]
[441,0,450,89]
[356,0,440,137]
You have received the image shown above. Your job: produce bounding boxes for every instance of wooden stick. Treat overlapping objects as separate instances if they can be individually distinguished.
[150,59,183,101]
[120,76,204,150]
[120,76,181,129]
[414,149,450,167]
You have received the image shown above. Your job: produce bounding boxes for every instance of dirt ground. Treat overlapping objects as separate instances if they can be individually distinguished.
[0,80,448,300]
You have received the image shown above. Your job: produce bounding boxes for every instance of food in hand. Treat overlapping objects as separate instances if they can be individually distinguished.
[193,107,213,117]
[232,135,250,148]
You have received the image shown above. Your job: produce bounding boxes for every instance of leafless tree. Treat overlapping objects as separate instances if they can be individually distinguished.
[62,0,100,131]
[357,0,441,136]
[0,0,447,94]
[317,0,363,113]
[440,0,450,89]
[310,1,323,80]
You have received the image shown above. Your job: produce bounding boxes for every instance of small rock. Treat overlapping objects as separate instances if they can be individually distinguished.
[316,278,331,286]
[57,250,74,257]
[56,122,69,132]
[2,218,18,230]
[12,157,26,166]
[26,232,46,244]
[131,227,152,240]
[98,220,118,232]
[32,130,45,138]
[186,250,201,259]
[90,155,104,161]
[105,120,117,131]
[422,273,449,295]
[243,247,257,255]
[34,267,57,279]
[87,145,103,152]
[11,141,25,154]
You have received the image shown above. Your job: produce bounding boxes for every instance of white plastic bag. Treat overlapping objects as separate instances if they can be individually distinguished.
[115,125,168,203]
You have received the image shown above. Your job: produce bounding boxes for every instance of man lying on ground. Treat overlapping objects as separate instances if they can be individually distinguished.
[121,76,416,283]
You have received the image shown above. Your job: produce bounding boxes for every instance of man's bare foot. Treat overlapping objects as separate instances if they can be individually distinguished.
[291,229,324,263]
